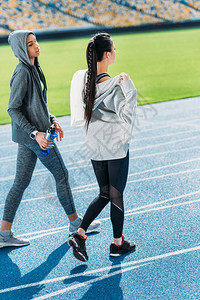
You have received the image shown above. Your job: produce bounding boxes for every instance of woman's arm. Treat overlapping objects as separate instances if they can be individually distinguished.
[117,78,137,124]
[104,74,137,125]
[7,68,37,136]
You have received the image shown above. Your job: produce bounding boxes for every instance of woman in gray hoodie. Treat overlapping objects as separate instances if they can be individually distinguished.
[68,33,137,261]
[0,30,99,249]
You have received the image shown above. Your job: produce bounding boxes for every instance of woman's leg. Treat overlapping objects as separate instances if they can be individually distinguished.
[1,144,37,229]
[68,159,110,262]
[78,160,110,235]
[108,151,129,243]
[27,143,76,217]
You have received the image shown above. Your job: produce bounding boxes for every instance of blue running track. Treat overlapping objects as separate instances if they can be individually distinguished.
[0,97,200,299]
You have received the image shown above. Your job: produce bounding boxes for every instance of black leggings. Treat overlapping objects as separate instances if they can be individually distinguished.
[80,151,129,238]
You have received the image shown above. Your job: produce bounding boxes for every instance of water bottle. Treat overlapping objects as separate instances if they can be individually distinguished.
[40,124,57,155]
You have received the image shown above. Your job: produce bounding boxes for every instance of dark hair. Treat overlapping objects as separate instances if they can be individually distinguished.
[34,57,47,91]
[84,33,113,129]
[27,33,47,92]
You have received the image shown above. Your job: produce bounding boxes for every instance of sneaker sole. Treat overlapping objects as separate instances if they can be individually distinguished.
[67,237,88,262]
[0,242,30,249]
[109,245,136,257]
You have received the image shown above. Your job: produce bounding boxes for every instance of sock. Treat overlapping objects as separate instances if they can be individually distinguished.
[70,217,81,227]
[0,230,10,236]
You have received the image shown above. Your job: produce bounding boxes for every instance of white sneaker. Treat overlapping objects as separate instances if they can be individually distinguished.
[0,230,30,248]
[69,216,101,235]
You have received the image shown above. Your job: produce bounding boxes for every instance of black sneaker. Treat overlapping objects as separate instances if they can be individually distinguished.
[67,232,88,262]
[110,235,136,257]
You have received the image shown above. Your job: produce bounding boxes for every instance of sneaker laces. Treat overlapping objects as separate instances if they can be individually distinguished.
[10,230,14,237]
[10,230,24,241]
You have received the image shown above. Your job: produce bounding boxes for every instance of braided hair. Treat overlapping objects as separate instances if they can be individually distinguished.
[84,33,113,129]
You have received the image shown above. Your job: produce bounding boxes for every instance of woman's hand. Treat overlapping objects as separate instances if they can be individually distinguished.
[120,72,130,82]
[53,120,64,141]
[35,132,54,150]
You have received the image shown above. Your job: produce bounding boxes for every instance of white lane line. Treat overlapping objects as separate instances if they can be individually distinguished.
[18,226,68,237]
[66,166,200,193]
[172,121,200,129]
[132,128,200,142]
[1,110,200,135]
[0,152,83,164]
[125,198,200,217]
[1,182,198,211]
[0,194,57,207]
[126,190,200,212]
[100,198,200,222]
[0,133,85,149]
[28,229,68,241]
[129,135,199,152]
[127,168,200,184]
[1,145,199,182]
[60,128,200,147]
[0,264,149,295]
[73,168,200,194]
[135,116,200,133]
[1,113,200,137]
[34,264,149,300]
[0,163,92,182]
[0,132,199,168]
[17,197,200,240]
[130,145,200,159]
[38,128,200,151]
[1,165,200,197]
[61,134,199,154]
[0,154,17,163]
[1,245,199,297]
[1,149,200,183]
[13,192,200,240]
[0,141,84,162]
[1,128,200,164]
[128,157,200,177]
[72,167,200,194]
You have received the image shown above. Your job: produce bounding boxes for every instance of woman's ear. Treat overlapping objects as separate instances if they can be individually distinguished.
[105,51,111,59]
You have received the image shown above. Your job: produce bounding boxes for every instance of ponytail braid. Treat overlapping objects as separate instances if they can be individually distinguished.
[84,41,97,130]
[84,33,113,130]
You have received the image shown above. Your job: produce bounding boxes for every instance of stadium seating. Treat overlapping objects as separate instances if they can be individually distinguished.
[182,0,200,10]
[0,0,200,35]
[120,0,200,22]
[0,0,94,34]
[39,0,163,26]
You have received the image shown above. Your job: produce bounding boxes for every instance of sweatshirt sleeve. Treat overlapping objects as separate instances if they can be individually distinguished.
[104,79,137,125]
[7,68,37,135]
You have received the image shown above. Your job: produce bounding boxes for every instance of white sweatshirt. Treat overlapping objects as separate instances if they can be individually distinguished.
[70,70,137,160]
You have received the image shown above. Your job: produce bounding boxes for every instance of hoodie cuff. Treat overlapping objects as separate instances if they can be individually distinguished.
[50,114,57,124]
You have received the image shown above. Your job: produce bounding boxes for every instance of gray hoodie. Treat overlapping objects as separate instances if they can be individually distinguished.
[7,30,55,144]
[84,75,137,160]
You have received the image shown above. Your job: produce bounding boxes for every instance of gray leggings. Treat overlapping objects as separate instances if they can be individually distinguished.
[3,142,76,223]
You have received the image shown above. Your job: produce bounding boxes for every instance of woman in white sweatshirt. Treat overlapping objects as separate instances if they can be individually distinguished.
[68,33,137,261]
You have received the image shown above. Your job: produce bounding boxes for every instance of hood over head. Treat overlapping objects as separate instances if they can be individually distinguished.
[8,30,34,67]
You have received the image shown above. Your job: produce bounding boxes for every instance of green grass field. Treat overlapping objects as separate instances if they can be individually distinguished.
[0,27,199,125]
